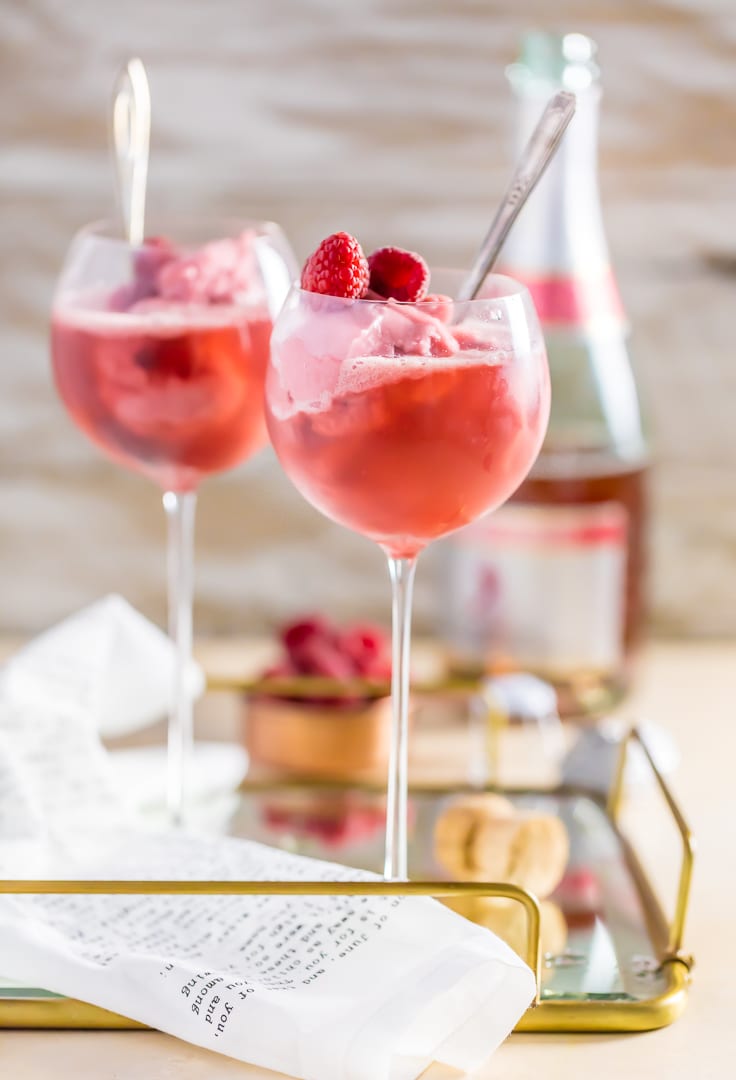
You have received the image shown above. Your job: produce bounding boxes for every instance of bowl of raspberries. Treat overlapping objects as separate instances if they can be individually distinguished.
[245,615,394,779]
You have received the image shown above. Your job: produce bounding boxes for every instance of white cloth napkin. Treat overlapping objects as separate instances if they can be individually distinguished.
[0,594,206,736]
[108,742,248,811]
[0,602,536,1080]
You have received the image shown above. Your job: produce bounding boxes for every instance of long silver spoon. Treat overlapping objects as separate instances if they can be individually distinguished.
[456,90,576,302]
[111,57,151,245]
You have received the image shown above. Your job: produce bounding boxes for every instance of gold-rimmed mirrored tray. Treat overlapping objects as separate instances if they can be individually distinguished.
[0,730,693,1032]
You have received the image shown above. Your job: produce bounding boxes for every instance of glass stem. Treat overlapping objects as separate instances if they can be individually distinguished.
[384,555,418,881]
[163,489,197,825]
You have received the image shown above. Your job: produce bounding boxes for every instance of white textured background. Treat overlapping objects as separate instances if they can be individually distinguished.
[1,0,735,635]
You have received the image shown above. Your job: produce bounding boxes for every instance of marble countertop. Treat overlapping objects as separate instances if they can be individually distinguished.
[1,639,733,1079]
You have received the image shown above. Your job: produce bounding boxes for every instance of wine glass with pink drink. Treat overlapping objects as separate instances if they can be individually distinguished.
[51,219,297,819]
[265,233,550,879]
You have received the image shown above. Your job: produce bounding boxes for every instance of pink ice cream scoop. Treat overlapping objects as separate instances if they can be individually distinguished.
[156,231,259,304]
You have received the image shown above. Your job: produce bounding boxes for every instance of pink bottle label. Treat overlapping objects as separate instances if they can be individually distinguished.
[448,502,628,673]
[508,266,625,330]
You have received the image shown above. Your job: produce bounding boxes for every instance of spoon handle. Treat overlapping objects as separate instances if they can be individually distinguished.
[457,90,576,302]
[111,58,151,246]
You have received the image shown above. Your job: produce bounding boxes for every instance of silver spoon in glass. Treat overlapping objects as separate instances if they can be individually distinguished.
[456,90,576,302]
[110,60,194,824]
[111,57,151,246]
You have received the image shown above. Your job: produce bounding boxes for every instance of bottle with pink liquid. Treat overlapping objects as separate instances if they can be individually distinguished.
[443,33,649,713]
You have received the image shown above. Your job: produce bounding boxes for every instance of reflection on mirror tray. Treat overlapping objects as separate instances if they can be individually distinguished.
[225,784,669,1003]
[0,783,681,1016]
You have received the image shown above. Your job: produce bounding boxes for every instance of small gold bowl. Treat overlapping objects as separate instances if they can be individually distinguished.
[244,695,393,779]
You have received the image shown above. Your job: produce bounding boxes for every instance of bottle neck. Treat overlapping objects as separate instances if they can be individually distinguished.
[500,87,624,332]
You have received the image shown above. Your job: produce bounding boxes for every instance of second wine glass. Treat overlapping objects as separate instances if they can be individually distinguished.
[51,218,297,821]
[265,271,550,879]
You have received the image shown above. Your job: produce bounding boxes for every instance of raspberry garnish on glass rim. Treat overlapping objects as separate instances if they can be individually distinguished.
[300,232,431,303]
[367,246,429,302]
[300,232,370,299]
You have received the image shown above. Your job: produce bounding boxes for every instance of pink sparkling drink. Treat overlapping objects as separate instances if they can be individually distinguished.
[265,267,549,882]
[51,304,273,493]
[266,282,550,559]
[51,226,288,492]
[51,220,296,822]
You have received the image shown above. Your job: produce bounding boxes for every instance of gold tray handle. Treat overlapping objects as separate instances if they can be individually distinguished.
[607,726,695,965]
[1,878,542,1005]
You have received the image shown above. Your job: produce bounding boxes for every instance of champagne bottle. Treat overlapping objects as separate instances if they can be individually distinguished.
[443,33,648,713]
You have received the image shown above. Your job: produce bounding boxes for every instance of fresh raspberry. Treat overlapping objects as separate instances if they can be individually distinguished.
[367,246,430,302]
[291,636,354,681]
[281,616,332,657]
[362,656,392,681]
[338,624,391,677]
[301,232,369,298]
